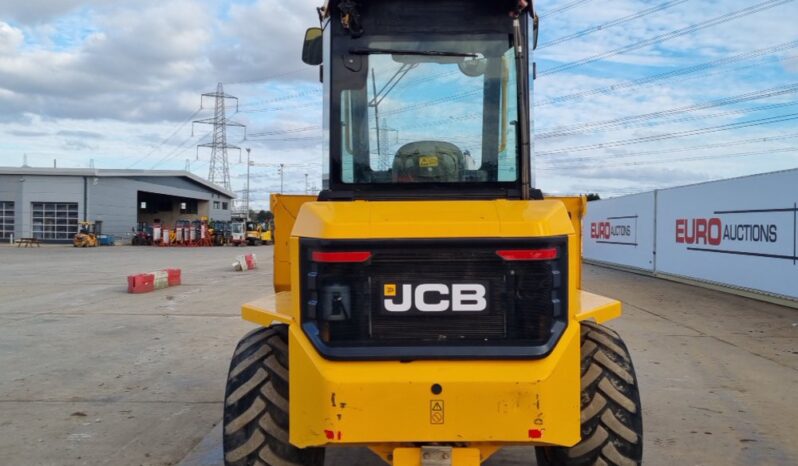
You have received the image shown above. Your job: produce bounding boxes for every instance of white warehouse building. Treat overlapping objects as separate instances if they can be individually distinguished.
[0,168,235,243]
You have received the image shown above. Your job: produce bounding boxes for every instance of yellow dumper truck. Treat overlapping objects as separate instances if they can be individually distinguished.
[223,2,642,465]
[246,221,273,246]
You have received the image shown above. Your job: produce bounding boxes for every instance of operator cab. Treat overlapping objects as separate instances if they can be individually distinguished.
[304,0,539,200]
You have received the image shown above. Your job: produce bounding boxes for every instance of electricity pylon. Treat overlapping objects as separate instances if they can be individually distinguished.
[192,83,246,191]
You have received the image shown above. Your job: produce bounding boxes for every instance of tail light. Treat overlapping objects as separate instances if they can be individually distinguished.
[496,248,558,261]
[312,251,372,263]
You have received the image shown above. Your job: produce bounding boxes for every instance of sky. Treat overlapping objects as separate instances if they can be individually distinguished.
[0,0,797,208]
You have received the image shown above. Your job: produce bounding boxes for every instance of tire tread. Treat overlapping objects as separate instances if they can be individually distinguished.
[223,326,324,466]
[536,321,643,466]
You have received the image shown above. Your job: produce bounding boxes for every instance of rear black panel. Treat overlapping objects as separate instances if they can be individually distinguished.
[301,238,568,360]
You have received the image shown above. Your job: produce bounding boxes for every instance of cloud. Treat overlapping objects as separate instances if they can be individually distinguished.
[63,139,98,151]
[209,0,319,83]
[564,165,710,185]
[0,1,211,122]
[8,129,49,137]
[783,54,798,73]
[0,1,111,25]
[0,22,24,53]
[57,129,103,139]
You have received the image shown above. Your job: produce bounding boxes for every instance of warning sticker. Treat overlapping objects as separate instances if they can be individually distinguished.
[419,156,439,168]
[384,284,397,297]
[430,400,444,425]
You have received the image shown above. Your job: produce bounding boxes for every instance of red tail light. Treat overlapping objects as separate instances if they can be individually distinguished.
[496,248,558,261]
[311,251,372,263]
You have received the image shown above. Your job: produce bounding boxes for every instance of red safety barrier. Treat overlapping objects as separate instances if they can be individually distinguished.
[127,273,155,294]
[166,268,181,286]
[127,269,182,294]
[233,253,257,271]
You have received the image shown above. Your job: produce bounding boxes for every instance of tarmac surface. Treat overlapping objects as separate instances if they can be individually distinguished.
[0,244,796,466]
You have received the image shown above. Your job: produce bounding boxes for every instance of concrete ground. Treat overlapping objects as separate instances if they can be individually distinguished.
[0,246,796,466]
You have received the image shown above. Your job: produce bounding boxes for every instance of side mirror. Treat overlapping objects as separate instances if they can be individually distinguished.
[302,27,323,66]
[458,55,487,77]
[532,14,539,50]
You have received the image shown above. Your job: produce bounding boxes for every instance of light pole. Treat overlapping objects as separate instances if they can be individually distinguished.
[246,148,251,221]
[279,163,285,194]
[304,173,309,194]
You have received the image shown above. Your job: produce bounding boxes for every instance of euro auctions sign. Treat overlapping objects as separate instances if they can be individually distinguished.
[657,170,798,300]
[583,192,655,271]
[590,218,637,245]
[675,215,781,251]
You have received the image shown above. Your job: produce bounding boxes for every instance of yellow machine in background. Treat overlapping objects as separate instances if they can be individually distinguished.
[222,2,642,466]
[73,221,99,248]
[246,221,273,246]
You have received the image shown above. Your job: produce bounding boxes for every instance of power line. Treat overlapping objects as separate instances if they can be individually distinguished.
[383,40,798,115]
[248,126,321,137]
[382,75,798,136]
[539,132,798,163]
[239,101,320,115]
[538,0,796,77]
[538,146,798,171]
[127,107,202,168]
[561,100,798,138]
[246,136,324,142]
[539,0,596,18]
[241,67,459,114]
[536,112,798,156]
[536,39,798,106]
[150,129,213,169]
[239,89,323,110]
[537,83,798,138]
[538,0,691,50]
[539,101,798,140]
[375,86,798,140]
[381,88,483,116]
[225,68,308,85]
[151,111,245,170]
[340,67,500,119]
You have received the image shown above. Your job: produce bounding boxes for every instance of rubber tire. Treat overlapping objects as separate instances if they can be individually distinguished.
[223,325,325,466]
[535,321,643,466]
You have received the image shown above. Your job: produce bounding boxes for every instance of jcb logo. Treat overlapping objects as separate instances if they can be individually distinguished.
[382,283,488,313]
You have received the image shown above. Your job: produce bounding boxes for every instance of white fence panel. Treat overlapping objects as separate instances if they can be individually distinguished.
[656,170,798,300]
[583,192,656,272]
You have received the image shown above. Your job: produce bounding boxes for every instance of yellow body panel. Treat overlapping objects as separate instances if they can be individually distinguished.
[292,199,575,239]
[548,196,587,289]
[241,194,624,459]
[576,290,622,324]
[288,322,581,448]
[271,194,317,292]
[242,293,293,326]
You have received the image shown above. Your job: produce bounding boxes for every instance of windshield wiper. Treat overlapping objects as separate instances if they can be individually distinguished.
[349,48,478,58]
